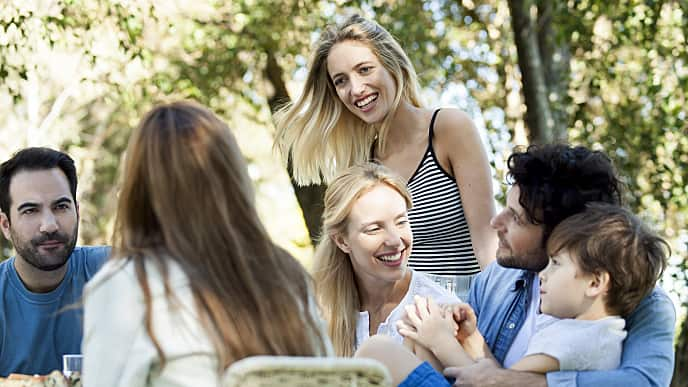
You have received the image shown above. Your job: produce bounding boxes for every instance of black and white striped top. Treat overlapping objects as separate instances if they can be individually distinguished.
[406,110,481,276]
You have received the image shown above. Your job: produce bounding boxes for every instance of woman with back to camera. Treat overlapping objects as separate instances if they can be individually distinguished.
[274,14,497,299]
[313,162,458,357]
[82,101,331,386]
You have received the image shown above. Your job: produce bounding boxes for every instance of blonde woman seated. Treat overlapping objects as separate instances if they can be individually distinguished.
[313,163,459,357]
[81,101,332,387]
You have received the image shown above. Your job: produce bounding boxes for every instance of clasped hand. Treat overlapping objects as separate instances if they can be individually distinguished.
[397,296,478,352]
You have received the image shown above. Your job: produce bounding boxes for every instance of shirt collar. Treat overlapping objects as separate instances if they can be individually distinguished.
[511,270,536,292]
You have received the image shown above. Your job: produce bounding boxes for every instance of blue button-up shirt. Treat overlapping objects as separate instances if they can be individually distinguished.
[468,261,676,386]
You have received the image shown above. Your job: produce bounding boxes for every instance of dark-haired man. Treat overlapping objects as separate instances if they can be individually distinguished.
[0,147,109,376]
[446,144,675,386]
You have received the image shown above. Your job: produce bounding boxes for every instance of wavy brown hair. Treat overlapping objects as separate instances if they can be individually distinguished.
[111,101,329,369]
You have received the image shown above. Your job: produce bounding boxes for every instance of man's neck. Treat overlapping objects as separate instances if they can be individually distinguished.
[13,256,68,293]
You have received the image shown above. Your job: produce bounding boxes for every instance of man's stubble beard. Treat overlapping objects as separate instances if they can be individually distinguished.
[496,244,548,272]
[12,223,79,272]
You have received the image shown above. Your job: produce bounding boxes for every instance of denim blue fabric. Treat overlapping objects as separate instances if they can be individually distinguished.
[399,362,451,387]
[0,246,110,376]
[468,261,676,387]
[467,262,535,365]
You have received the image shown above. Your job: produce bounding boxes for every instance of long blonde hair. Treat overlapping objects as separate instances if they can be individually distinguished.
[112,101,329,369]
[274,14,424,185]
[313,163,412,356]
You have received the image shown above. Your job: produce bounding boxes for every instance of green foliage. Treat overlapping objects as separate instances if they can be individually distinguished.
[0,1,684,288]
[561,0,687,242]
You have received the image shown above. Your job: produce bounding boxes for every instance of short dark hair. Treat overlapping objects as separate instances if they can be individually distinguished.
[547,203,668,317]
[507,144,622,241]
[0,147,78,220]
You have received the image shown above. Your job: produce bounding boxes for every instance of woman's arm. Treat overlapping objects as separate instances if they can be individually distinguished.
[434,109,497,269]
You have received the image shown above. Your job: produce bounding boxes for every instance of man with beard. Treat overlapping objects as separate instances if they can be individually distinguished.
[0,147,109,376]
[443,144,676,386]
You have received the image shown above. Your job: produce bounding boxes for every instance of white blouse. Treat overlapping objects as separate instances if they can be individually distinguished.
[355,270,461,349]
[82,259,219,387]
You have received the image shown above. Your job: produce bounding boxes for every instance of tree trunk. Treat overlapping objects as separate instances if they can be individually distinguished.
[536,0,570,143]
[508,0,556,144]
[264,51,325,245]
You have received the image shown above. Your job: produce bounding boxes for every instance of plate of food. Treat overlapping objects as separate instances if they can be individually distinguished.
[0,370,81,387]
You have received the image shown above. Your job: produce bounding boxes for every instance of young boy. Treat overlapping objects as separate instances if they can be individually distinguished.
[397,202,669,374]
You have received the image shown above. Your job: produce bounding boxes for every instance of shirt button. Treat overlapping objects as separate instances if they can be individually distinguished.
[508,323,516,329]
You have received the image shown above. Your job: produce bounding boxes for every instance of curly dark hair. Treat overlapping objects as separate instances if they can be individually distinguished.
[507,144,623,242]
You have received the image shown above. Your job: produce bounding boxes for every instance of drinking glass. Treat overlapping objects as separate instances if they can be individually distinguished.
[62,354,83,378]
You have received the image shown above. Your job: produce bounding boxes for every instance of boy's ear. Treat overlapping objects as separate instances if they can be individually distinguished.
[332,233,351,254]
[585,271,611,297]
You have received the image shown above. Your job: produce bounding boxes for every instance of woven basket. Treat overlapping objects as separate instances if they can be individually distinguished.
[223,356,392,387]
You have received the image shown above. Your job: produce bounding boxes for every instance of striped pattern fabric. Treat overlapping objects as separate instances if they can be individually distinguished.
[406,110,480,276]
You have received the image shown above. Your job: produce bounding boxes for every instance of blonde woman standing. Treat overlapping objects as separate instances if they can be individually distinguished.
[82,101,331,387]
[313,163,458,356]
[275,14,497,299]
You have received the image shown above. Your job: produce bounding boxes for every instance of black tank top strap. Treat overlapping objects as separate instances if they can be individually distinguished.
[428,108,441,140]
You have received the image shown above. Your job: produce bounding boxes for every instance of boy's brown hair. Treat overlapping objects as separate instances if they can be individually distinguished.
[546,203,669,317]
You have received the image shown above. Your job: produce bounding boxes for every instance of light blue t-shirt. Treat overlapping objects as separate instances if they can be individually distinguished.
[0,246,110,376]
